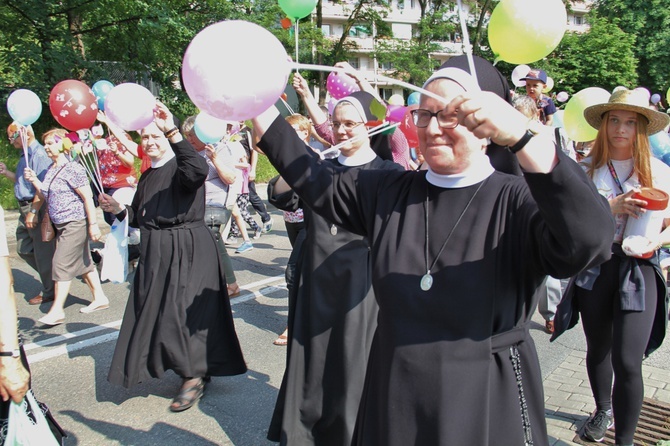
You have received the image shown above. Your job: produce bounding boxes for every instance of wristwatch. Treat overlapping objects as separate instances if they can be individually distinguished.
[29,207,37,215]
[507,120,543,154]
[0,349,20,358]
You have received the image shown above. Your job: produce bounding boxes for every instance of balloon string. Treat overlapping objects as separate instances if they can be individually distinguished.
[292,63,451,105]
[19,127,29,169]
[318,122,400,158]
[456,0,478,85]
[281,97,295,115]
[294,20,299,67]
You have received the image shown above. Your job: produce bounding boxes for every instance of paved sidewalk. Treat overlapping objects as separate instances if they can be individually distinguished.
[544,349,670,444]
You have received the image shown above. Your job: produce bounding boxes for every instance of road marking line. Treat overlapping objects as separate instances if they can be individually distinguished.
[25,276,287,363]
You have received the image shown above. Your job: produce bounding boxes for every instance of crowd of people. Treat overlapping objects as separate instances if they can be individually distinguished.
[0,58,669,446]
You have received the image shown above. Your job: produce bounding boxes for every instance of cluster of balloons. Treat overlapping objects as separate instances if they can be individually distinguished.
[488,0,567,64]
[7,78,156,133]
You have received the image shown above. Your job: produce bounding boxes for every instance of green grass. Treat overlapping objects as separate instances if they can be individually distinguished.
[255,152,278,183]
[0,141,20,210]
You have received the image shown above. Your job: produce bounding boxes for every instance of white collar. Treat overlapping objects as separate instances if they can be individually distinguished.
[426,153,494,188]
[337,146,377,167]
[151,150,175,168]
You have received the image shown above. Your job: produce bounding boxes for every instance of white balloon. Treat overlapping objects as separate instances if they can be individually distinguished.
[511,65,531,88]
[556,91,569,102]
[634,87,651,103]
[542,76,554,93]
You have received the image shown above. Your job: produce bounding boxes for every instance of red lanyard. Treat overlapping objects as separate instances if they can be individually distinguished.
[607,160,634,195]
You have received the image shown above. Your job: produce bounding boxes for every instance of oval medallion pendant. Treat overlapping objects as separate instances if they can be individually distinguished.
[330,225,338,236]
[420,273,433,291]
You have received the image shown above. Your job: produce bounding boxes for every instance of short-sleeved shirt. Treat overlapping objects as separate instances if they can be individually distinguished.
[14,141,52,202]
[583,156,670,243]
[0,205,8,257]
[96,137,137,189]
[43,162,90,224]
[216,140,246,198]
[538,95,557,124]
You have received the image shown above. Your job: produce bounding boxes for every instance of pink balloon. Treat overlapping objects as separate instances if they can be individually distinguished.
[182,21,291,121]
[386,104,407,123]
[104,83,155,131]
[326,72,360,100]
[326,97,338,116]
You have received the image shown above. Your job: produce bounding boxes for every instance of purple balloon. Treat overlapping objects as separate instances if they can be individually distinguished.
[651,93,662,105]
[386,105,407,123]
[326,72,360,100]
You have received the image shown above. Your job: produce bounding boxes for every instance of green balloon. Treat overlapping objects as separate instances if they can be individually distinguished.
[563,87,611,143]
[279,0,317,19]
[488,0,567,64]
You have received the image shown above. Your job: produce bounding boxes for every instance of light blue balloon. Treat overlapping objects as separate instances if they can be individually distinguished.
[649,131,670,159]
[407,92,421,106]
[7,89,42,126]
[194,112,228,144]
[92,80,114,111]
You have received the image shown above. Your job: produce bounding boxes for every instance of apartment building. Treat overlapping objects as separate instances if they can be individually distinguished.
[317,0,592,101]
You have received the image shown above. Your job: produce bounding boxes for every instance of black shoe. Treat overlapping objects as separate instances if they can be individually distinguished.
[582,409,613,442]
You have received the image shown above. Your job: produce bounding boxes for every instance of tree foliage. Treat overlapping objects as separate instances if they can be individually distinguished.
[592,0,670,95]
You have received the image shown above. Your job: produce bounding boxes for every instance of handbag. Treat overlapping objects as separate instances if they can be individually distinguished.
[40,165,67,243]
[4,390,61,446]
[41,213,56,242]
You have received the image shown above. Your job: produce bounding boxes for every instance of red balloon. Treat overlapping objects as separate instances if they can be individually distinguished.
[49,80,99,131]
[400,104,419,148]
[280,18,292,30]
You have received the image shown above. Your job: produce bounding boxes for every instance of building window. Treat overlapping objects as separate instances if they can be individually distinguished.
[322,24,331,36]
[380,61,394,70]
[574,15,583,25]
[348,58,360,69]
[379,88,394,101]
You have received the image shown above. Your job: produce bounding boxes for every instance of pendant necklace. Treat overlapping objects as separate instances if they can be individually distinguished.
[421,179,487,291]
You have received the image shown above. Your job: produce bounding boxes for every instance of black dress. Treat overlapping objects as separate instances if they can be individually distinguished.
[108,139,246,388]
[266,147,401,445]
[258,116,614,446]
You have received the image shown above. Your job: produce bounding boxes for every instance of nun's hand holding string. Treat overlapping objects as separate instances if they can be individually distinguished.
[450,92,527,147]
[610,189,647,218]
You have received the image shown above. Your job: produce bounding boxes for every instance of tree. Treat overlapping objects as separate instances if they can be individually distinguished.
[534,16,638,95]
[592,0,670,95]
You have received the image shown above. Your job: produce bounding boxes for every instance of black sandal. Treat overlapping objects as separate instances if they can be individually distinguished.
[169,378,205,413]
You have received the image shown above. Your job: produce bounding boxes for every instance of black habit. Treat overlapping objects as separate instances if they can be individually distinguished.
[108,139,246,388]
[266,148,401,445]
[258,116,614,446]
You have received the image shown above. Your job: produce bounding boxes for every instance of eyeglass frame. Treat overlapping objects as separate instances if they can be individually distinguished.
[8,130,20,142]
[329,120,365,132]
[410,108,459,129]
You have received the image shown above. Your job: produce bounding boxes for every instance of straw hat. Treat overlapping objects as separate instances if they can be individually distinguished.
[584,88,670,135]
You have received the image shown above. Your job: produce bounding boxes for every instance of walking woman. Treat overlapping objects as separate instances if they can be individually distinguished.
[24,128,109,326]
[553,89,670,445]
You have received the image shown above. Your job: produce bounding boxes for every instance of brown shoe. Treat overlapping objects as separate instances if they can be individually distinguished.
[28,294,54,305]
[545,320,555,334]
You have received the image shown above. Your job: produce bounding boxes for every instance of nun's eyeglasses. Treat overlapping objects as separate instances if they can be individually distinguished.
[330,121,364,131]
[411,108,459,129]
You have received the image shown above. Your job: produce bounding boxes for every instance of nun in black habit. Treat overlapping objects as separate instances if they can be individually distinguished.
[254,68,614,445]
[266,92,402,445]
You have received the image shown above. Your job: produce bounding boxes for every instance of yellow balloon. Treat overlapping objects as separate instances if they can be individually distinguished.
[563,87,611,142]
[488,0,567,64]
[666,86,670,104]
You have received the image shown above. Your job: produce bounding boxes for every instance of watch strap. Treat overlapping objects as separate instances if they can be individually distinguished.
[507,129,535,154]
[0,349,20,358]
